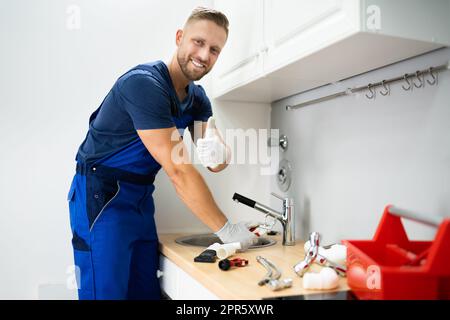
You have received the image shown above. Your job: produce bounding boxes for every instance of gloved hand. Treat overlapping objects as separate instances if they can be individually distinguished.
[196,117,229,169]
[246,221,270,237]
[214,221,259,251]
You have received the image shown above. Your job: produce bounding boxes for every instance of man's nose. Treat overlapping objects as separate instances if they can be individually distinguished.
[197,47,210,64]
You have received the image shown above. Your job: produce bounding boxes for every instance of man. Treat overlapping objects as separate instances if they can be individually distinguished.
[67,7,258,300]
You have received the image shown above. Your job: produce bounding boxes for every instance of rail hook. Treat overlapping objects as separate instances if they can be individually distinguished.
[402,74,412,91]
[413,70,424,88]
[365,83,376,99]
[426,67,438,86]
[380,80,390,96]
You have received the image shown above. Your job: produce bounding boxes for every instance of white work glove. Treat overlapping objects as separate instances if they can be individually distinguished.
[196,117,228,169]
[246,221,270,237]
[214,221,259,251]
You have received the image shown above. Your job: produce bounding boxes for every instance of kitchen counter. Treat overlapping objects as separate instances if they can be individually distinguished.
[158,233,349,300]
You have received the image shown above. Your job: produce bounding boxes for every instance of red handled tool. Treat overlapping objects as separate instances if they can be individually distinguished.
[219,258,249,271]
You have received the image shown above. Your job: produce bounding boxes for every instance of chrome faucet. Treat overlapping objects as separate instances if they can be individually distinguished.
[232,192,295,246]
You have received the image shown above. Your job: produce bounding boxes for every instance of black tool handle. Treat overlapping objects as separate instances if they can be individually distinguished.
[232,193,256,208]
[194,249,217,263]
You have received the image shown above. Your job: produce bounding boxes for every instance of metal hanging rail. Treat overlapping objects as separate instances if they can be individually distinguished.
[286,61,450,111]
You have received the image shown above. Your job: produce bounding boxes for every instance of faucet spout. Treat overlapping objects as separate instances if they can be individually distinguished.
[232,193,295,246]
[253,202,284,222]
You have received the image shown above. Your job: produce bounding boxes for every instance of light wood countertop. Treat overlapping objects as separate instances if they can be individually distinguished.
[158,233,349,300]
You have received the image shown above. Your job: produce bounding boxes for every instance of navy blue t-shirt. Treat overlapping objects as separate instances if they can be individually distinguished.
[76,60,212,163]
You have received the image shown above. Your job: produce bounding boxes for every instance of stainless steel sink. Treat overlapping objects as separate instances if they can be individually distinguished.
[175,233,276,249]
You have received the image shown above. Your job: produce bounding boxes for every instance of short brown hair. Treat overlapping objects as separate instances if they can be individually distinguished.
[185,6,229,37]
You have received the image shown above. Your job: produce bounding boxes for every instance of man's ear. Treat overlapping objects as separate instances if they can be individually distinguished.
[175,29,183,46]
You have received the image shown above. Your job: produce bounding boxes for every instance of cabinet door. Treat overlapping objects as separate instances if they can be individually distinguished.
[159,255,179,299]
[263,0,359,73]
[159,255,219,300]
[212,0,264,98]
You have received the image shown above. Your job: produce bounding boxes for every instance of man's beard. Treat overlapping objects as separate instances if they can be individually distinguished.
[177,53,210,81]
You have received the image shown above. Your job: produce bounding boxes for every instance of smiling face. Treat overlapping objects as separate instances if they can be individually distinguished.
[176,19,227,81]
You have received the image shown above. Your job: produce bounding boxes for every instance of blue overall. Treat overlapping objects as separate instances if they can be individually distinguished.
[67,61,211,299]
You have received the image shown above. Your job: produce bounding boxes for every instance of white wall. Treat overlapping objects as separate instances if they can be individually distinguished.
[0,0,269,300]
[271,47,450,245]
[154,98,271,233]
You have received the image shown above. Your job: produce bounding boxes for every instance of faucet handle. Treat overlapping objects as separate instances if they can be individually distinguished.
[270,192,284,201]
[270,192,286,201]
[271,192,294,206]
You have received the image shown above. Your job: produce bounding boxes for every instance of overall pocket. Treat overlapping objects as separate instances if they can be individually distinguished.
[67,176,78,233]
[67,175,91,251]
[87,175,121,231]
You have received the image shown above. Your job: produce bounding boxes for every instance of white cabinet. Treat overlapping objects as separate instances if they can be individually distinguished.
[263,0,359,73]
[211,0,265,98]
[212,0,450,102]
[159,255,219,300]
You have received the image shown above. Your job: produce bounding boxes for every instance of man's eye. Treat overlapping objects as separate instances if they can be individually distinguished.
[194,40,202,45]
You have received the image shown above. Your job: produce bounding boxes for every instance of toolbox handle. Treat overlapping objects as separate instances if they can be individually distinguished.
[388,205,443,228]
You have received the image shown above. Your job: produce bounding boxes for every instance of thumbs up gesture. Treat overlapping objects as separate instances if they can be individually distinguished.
[196,117,229,169]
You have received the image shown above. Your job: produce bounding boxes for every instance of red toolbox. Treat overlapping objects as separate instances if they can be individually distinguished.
[342,205,450,300]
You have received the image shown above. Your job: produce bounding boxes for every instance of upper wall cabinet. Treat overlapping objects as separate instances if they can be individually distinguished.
[211,0,450,102]
[211,0,265,96]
